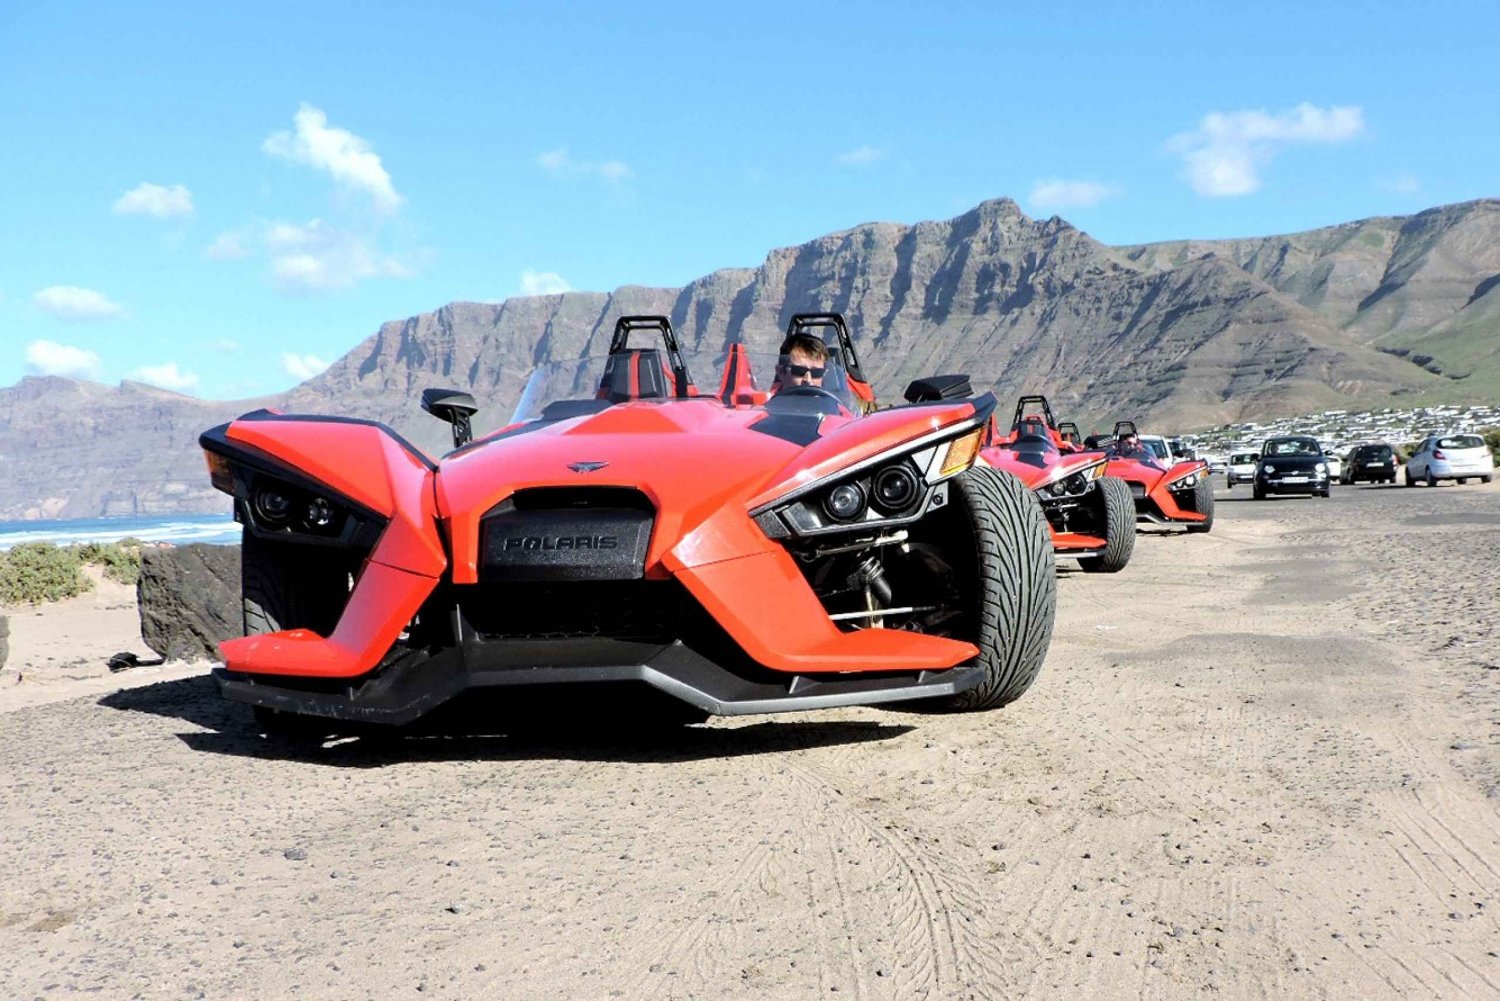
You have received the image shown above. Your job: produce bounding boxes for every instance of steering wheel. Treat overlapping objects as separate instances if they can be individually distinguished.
[777,385,845,406]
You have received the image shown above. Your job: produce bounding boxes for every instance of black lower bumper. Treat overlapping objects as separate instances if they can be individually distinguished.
[214,638,984,724]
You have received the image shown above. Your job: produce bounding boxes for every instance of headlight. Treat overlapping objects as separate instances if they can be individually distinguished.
[1264,464,1276,474]
[872,465,921,512]
[253,487,292,526]
[1316,462,1327,473]
[1064,473,1087,493]
[823,482,867,521]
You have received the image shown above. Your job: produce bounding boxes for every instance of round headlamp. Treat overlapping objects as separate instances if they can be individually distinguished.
[253,487,292,526]
[823,482,867,521]
[872,465,920,512]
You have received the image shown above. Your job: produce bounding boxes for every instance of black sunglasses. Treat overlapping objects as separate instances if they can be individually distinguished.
[779,357,825,378]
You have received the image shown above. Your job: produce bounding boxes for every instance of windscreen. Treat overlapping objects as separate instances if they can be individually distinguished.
[1265,438,1320,456]
[740,351,861,413]
[1144,439,1172,462]
[510,358,612,424]
[1437,434,1483,450]
[1232,453,1257,464]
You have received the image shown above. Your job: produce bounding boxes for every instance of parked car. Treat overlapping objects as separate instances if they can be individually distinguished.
[1138,434,1175,466]
[1323,451,1342,482]
[1253,436,1331,499]
[1404,433,1496,486]
[1226,451,1259,488]
[1342,443,1398,484]
[1204,454,1228,475]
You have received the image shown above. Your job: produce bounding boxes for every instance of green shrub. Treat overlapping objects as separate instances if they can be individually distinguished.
[0,543,94,605]
[73,539,143,585]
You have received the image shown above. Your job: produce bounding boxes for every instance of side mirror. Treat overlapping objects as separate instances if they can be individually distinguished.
[422,388,479,448]
[903,374,972,403]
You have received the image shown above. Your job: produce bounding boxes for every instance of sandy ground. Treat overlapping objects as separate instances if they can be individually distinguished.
[0,568,209,713]
[1,479,1497,999]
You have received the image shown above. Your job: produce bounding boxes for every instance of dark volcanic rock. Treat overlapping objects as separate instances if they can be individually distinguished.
[138,544,243,661]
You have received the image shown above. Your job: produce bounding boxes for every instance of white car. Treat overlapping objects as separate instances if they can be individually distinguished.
[1226,451,1259,488]
[1405,433,1495,486]
[1138,434,1176,467]
[1324,452,1343,481]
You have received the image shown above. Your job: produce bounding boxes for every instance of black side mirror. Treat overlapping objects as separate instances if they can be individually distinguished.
[903,374,972,403]
[422,388,479,448]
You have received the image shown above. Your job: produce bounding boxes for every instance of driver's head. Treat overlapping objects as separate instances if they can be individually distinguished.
[1119,432,1138,448]
[776,333,828,388]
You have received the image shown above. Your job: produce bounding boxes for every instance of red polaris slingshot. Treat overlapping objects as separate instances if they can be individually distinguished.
[201,314,1056,734]
[980,396,1136,573]
[1094,421,1214,533]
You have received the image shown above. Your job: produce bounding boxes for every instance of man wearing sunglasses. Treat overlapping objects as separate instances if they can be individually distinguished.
[773,332,828,391]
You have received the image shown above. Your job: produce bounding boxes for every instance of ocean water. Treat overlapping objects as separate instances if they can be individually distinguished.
[0,513,240,550]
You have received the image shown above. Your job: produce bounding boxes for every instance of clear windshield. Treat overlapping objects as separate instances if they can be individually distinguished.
[508,349,862,425]
[1438,435,1483,450]
[510,357,612,424]
[742,350,861,413]
[1144,439,1172,461]
[1264,438,1321,456]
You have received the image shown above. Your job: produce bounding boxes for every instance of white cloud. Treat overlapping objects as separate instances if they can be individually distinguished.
[33,285,122,320]
[264,218,409,294]
[130,361,199,392]
[113,182,194,218]
[1168,103,1365,197]
[519,269,572,296]
[1028,179,1120,211]
[263,103,401,212]
[536,147,633,183]
[205,231,250,260]
[24,339,104,379]
[836,145,886,166]
[1380,173,1421,195]
[282,352,332,381]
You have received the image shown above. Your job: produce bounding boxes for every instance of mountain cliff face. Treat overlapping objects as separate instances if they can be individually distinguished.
[2,197,1495,518]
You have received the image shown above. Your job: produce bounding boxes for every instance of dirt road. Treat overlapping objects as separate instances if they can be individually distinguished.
[3,480,1497,999]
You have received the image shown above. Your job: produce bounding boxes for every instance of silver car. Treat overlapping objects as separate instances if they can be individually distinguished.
[1404,433,1495,486]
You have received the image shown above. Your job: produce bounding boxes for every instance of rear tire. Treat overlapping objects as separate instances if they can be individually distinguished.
[1184,477,1214,533]
[1077,477,1135,573]
[1426,468,1437,487]
[1483,475,1494,484]
[936,466,1056,712]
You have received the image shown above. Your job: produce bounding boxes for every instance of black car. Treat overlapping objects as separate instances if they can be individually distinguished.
[1341,443,1397,485]
[1253,436,1331,499]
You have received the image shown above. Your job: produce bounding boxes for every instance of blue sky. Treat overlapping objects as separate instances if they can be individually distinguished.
[2,0,1496,399]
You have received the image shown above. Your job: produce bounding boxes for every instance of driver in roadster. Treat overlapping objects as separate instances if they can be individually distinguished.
[772,332,828,392]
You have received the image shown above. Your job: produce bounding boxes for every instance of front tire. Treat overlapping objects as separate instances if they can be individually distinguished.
[1077,477,1136,573]
[1184,477,1214,533]
[1405,468,1414,487]
[936,466,1056,712]
[1253,483,1266,500]
[241,530,351,636]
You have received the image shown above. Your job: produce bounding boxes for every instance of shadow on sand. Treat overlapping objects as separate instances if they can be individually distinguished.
[99,674,917,768]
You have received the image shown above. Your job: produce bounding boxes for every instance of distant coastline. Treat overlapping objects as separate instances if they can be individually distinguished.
[0,514,239,550]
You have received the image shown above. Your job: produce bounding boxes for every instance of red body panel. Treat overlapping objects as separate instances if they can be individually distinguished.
[978,445,1111,554]
[218,395,986,681]
[1105,457,1210,523]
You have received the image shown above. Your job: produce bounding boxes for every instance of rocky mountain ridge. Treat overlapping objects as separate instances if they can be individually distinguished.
[2,196,1496,518]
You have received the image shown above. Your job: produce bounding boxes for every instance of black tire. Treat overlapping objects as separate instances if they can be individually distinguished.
[1404,468,1414,487]
[1317,489,1330,498]
[1457,478,1468,485]
[1253,482,1265,500]
[1483,475,1494,484]
[1077,477,1136,573]
[241,530,351,637]
[1184,476,1214,533]
[1426,468,1437,488]
[935,466,1056,712]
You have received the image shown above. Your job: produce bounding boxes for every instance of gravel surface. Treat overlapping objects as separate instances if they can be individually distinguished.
[2,478,1497,999]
